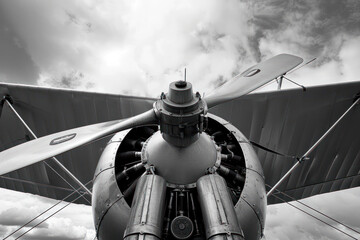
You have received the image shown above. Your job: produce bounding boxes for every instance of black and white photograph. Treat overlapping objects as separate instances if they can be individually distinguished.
[0,1,360,239]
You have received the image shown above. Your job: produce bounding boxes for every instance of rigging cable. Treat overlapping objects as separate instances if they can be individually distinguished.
[15,187,92,240]
[0,175,76,192]
[3,99,92,197]
[43,161,91,204]
[266,184,360,235]
[3,180,92,240]
[268,187,359,239]
[250,140,301,161]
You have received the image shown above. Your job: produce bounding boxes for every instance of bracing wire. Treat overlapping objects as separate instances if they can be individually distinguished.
[3,180,92,240]
[278,173,360,193]
[270,190,359,240]
[4,99,92,198]
[267,184,360,235]
[0,175,74,192]
[14,187,92,240]
[44,161,91,204]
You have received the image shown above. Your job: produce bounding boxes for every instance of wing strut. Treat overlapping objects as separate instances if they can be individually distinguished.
[2,99,92,196]
[267,97,360,197]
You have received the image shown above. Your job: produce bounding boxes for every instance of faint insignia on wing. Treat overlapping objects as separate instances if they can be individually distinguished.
[50,133,77,145]
[243,68,261,77]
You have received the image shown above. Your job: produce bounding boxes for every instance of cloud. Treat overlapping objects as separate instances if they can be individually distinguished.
[265,187,360,240]
[339,36,360,81]
[0,0,359,97]
[0,208,48,228]
[0,6,39,84]
[248,0,360,60]
[17,217,93,240]
[0,188,95,240]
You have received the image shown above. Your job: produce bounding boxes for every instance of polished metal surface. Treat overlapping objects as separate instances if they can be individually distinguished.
[205,54,303,108]
[209,113,267,240]
[236,142,267,235]
[197,174,244,240]
[92,132,131,239]
[166,81,195,105]
[210,81,360,204]
[124,174,167,240]
[142,131,218,185]
[155,81,206,147]
[0,83,153,204]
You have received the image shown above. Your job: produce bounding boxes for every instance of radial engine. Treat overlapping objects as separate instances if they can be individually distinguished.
[92,81,267,240]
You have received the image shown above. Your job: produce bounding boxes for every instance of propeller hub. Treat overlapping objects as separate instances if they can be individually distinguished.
[163,81,199,111]
[155,81,207,147]
[168,81,193,104]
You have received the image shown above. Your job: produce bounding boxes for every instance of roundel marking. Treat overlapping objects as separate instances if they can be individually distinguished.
[50,133,77,145]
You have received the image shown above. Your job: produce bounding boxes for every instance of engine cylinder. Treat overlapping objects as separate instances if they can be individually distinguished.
[124,174,167,240]
[197,174,244,240]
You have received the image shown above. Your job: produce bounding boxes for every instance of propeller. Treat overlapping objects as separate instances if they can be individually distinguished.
[204,54,303,108]
[0,109,157,175]
[0,53,303,175]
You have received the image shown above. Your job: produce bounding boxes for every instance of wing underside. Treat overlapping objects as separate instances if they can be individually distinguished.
[0,83,154,205]
[210,81,360,204]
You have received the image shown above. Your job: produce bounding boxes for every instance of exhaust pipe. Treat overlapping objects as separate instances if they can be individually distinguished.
[124,174,167,240]
[197,174,244,240]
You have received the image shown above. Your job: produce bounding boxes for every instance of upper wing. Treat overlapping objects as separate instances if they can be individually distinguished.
[204,54,303,108]
[0,83,155,205]
[210,81,360,204]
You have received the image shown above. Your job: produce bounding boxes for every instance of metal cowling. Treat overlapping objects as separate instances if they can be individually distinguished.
[124,174,167,240]
[197,174,244,240]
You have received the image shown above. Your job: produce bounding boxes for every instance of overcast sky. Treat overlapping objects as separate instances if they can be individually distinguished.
[0,0,360,239]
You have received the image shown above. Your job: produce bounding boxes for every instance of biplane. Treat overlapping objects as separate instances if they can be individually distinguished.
[0,54,359,240]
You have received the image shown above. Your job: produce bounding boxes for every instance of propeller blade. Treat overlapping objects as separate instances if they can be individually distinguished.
[204,54,303,108]
[0,109,157,175]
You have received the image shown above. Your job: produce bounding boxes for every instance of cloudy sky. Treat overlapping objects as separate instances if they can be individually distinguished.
[0,0,360,239]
